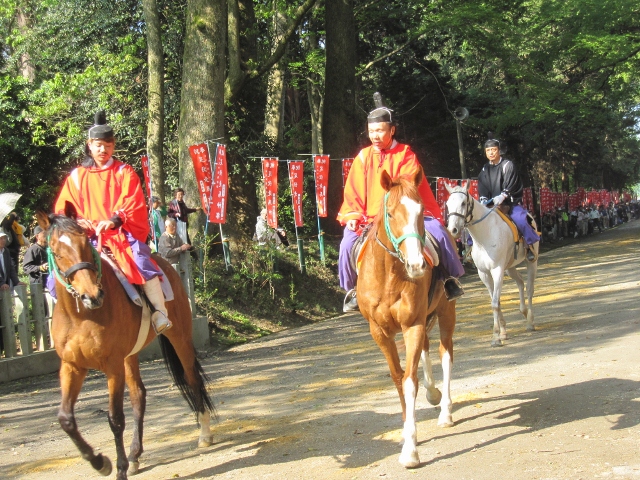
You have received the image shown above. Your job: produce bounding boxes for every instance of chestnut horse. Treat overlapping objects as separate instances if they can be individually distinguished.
[357,169,457,468]
[37,205,214,480]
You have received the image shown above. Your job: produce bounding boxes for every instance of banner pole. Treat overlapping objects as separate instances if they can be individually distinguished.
[295,226,306,274]
[219,222,231,271]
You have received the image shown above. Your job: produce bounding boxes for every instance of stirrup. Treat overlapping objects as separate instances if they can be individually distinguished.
[343,289,359,313]
[526,246,538,263]
[444,277,464,301]
[151,310,173,335]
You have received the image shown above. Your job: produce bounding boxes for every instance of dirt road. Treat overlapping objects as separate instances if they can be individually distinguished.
[1,221,639,480]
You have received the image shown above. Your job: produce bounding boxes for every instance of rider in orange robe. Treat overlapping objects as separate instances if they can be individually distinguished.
[53,111,172,334]
[338,103,465,312]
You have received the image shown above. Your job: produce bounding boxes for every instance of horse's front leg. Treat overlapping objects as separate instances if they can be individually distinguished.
[399,322,426,468]
[525,259,538,331]
[421,335,442,407]
[106,368,129,480]
[489,267,507,346]
[58,361,112,476]
[124,357,146,475]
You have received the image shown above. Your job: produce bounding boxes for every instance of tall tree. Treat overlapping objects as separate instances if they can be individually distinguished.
[323,0,357,232]
[142,0,166,202]
[178,0,227,238]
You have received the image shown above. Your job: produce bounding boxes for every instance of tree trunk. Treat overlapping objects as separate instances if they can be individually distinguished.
[263,3,287,145]
[178,0,227,241]
[16,8,35,82]
[323,0,357,233]
[142,0,166,203]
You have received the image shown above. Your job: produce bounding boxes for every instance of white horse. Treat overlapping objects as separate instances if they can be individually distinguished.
[445,183,538,346]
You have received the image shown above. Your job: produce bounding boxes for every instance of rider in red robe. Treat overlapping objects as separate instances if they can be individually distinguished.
[53,111,172,334]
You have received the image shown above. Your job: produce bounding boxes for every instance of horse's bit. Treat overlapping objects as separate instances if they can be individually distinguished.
[376,191,426,264]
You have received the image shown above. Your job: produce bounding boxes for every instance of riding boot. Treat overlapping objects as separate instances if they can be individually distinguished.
[343,289,359,313]
[142,276,172,334]
[444,277,464,301]
[526,245,538,263]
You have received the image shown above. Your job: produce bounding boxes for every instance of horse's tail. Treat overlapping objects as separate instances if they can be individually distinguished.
[158,335,216,419]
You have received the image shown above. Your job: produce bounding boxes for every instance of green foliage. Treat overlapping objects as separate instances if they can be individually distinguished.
[192,234,342,349]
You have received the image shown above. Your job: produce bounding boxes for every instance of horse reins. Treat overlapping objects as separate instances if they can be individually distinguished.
[447,190,496,226]
[376,191,427,264]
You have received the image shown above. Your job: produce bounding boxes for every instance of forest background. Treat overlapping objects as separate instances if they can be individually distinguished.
[1,0,639,344]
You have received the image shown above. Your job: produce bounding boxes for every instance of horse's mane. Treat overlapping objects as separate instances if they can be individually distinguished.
[48,214,85,236]
[368,175,423,241]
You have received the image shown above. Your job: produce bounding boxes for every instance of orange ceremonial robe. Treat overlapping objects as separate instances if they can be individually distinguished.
[337,141,442,226]
[54,158,150,284]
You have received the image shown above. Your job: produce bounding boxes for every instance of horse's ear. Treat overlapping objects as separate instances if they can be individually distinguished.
[380,170,393,192]
[64,201,78,220]
[412,166,423,187]
[444,182,454,194]
[35,211,51,230]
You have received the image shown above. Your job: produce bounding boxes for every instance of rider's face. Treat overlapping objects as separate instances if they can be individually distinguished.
[368,122,395,150]
[485,146,500,164]
[88,139,115,166]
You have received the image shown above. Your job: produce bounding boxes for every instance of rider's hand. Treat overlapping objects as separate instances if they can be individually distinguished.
[181,244,191,251]
[0,284,9,291]
[492,193,507,206]
[77,218,94,232]
[346,219,358,231]
[479,197,490,205]
[95,220,115,235]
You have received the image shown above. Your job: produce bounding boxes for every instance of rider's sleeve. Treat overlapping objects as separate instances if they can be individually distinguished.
[500,160,523,200]
[396,148,443,224]
[337,152,367,225]
[111,164,150,242]
[477,167,492,200]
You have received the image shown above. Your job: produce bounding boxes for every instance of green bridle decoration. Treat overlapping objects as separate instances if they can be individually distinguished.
[47,233,102,298]
[382,191,426,263]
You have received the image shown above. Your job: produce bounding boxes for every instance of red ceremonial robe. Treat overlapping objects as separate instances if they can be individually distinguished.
[54,158,150,284]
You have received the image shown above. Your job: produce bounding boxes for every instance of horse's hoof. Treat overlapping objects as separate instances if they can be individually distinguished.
[491,339,503,347]
[399,450,420,468]
[426,388,442,406]
[438,416,454,428]
[526,325,535,332]
[499,333,508,341]
[98,455,112,476]
[128,461,140,475]
[198,434,213,448]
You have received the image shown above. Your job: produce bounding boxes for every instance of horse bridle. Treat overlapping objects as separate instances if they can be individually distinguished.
[47,232,103,299]
[447,190,496,226]
[375,191,426,264]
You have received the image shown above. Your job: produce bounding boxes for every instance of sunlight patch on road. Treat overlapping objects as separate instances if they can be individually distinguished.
[6,456,80,476]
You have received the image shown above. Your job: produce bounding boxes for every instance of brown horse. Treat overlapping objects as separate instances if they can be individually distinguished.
[357,169,457,468]
[36,204,214,480]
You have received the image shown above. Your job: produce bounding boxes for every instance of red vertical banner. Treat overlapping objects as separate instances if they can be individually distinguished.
[288,161,304,227]
[522,187,534,212]
[460,179,479,200]
[262,158,279,228]
[342,158,354,188]
[436,178,458,217]
[561,192,569,208]
[209,144,228,224]
[539,187,552,214]
[577,187,586,205]
[188,143,214,212]
[313,155,330,217]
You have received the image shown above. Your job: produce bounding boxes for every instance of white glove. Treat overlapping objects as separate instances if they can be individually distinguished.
[492,193,508,206]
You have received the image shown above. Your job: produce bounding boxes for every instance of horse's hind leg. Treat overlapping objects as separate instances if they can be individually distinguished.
[421,335,442,407]
[507,266,533,331]
[58,361,112,476]
[435,297,456,427]
[525,261,538,331]
[106,368,129,480]
[125,356,146,475]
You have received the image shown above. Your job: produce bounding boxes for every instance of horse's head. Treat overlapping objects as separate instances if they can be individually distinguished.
[36,203,104,310]
[445,182,473,239]
[379,168,427,279]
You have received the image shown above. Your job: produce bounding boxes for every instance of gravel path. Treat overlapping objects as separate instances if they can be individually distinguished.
[1,220,639,480]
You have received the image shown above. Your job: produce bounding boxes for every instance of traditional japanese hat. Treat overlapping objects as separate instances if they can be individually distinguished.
[88,110,114,140]
[367,92,393,124]
[484,132,500,149]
